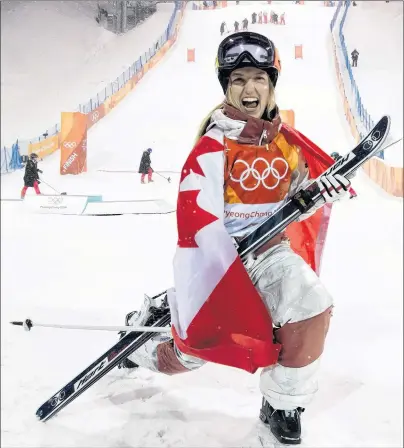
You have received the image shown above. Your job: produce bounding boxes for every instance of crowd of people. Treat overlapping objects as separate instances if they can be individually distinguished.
[220,10,286,36]
[252,10,286,25]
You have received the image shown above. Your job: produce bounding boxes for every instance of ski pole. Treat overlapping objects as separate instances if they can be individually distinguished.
[39,178,67,195]
[380,136,403,151]
[154,171,171,183]
[10,319,171,333]
[97,169,180,175]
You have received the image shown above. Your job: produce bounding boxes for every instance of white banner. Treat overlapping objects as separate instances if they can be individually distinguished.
[83,199,175,215]
[24,195,88,215]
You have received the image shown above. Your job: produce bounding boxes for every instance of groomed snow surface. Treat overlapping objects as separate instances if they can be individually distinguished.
[1,1,403,447]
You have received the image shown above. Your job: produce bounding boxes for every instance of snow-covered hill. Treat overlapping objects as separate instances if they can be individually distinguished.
[1,0,174,147]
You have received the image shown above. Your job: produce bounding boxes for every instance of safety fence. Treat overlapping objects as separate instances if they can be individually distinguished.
[330,0,403,196]
[1,1,186,175]
[329,0,342,31]
[339,2,376,144]
[0,142,23,174]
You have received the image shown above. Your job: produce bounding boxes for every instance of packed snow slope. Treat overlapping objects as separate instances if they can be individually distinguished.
[1,2,403,447]
[343,0,403,166]
[0,0,174,147]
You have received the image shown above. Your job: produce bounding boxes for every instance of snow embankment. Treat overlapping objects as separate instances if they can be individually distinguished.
[343,0,403,166]
[1,0,175,148]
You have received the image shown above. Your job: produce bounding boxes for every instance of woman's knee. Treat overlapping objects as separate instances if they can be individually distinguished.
[274,306,333,368]
[156,340,205,375]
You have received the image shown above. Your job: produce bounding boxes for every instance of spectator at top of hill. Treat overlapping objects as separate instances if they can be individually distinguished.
[351,49,359,67]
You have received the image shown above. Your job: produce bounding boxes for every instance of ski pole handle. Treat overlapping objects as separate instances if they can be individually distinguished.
[10,320,33,331]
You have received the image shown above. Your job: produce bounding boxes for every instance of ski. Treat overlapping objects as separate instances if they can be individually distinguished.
[36,298,170,422]
[236,115,391,260]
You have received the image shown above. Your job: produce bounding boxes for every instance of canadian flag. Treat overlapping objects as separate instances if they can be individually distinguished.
[168,125,338,373]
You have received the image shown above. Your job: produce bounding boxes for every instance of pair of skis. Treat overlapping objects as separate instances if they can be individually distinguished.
[35,116,391,422]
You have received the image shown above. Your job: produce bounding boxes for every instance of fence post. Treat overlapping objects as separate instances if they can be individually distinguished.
[4,146,9,173]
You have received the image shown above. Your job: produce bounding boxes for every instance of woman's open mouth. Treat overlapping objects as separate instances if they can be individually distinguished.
[241,97,260,111]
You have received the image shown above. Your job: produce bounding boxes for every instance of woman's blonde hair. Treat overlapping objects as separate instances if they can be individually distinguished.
[194,102,224,144]
[194,73,276,144]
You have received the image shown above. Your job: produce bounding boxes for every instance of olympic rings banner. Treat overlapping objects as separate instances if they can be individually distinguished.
[60,112,87,175]
[87,104,105,129]
[24,194,88,215]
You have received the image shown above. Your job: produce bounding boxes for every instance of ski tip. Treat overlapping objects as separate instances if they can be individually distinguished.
[36,409,45,421]
[378,115,391,128]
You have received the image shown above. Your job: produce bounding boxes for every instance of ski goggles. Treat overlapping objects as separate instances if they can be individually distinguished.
[222,43,274,67]
[218,37,276,71]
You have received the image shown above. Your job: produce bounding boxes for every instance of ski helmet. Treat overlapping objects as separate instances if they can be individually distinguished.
[216,31,281,93]
[330,151,341,161]
[30,153,39,160]
[147,148,152,153]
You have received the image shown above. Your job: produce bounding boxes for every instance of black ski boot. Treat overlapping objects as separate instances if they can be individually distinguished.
[259,397,304,445]
[118,292,169,369]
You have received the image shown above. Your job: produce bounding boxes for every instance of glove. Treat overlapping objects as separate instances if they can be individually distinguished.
[318,173,351,204]
[297,173,350,222]
[38,169,43,174]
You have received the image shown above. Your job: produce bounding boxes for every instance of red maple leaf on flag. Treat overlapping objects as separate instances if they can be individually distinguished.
[177,136,223,248]
[180,136,223,182]
[177,190,218,248]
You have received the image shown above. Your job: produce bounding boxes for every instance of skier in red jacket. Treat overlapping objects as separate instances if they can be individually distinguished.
[21,153,42,199]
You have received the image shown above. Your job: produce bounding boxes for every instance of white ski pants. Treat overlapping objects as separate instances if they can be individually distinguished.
[128,242,333,410]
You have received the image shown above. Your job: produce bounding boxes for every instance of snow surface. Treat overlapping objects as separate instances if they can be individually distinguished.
[1,0,175,147]
[1,1,403,447]
[343,0,403,166]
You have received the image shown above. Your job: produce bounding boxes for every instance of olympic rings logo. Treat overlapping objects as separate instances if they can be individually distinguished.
[50,389,66,407]
[371,130,381,141]
[363,140,373,151]
[91,111,100,122]
[48,196,63,205]
[63,142,77,149]
[230,157,289,191]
